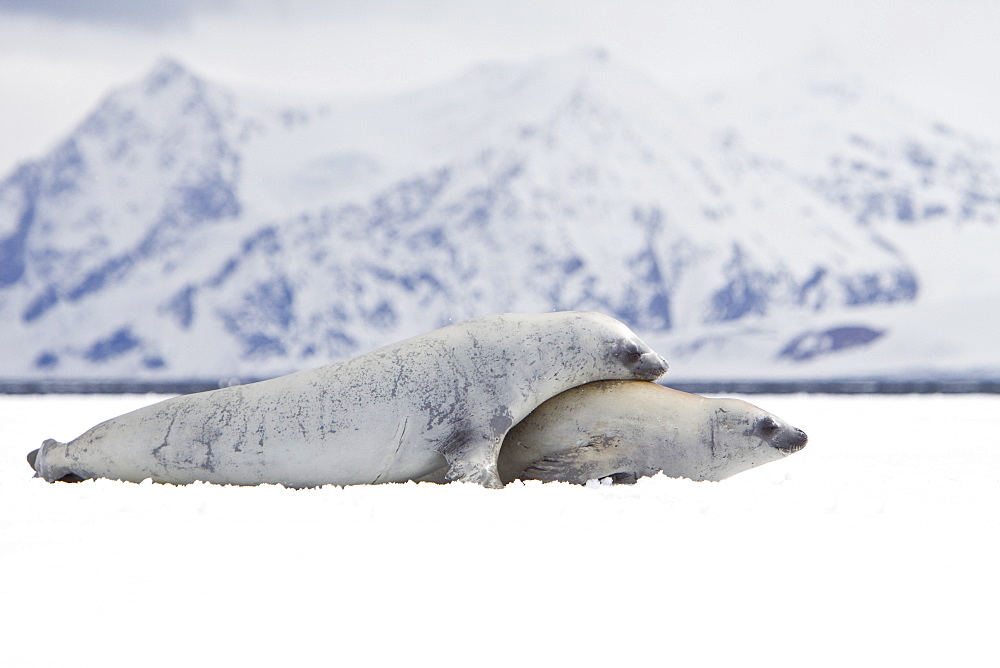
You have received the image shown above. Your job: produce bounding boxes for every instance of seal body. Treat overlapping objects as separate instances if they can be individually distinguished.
[498,381,807,484]
[30,312,668,488]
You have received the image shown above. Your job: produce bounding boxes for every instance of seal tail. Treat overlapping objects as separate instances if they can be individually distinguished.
[30,439,86,483]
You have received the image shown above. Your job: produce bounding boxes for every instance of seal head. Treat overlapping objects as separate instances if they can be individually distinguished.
[754,415,808,453]
[607,338,669,381]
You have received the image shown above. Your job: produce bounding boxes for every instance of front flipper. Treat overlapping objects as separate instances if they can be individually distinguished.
[411,466,449,484]
[435,428,504,489]
[521,449,593,484]
[520,440,632,485]
[601,471,638,485]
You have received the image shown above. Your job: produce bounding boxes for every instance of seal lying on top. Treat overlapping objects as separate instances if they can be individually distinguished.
[28,312,668,489]
[497,380,808,484]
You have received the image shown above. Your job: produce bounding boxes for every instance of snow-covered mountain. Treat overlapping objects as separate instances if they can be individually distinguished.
[1,51,998,382]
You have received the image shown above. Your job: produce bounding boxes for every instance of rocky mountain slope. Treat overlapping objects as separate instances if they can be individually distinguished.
[1,51,997,382]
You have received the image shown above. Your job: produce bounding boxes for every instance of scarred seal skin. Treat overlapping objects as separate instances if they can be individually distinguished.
[29,312,668,489]
[498,381,807,485]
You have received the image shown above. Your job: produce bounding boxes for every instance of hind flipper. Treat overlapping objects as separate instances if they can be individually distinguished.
[31,439,87,483]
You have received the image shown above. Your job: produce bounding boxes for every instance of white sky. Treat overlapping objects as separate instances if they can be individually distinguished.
[1,0,998,176]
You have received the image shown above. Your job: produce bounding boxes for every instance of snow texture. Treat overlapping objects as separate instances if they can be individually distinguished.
[1,51,998,382]
[2,392,997,666]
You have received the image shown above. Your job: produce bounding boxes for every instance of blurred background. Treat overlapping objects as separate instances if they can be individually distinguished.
[1,0,998,391]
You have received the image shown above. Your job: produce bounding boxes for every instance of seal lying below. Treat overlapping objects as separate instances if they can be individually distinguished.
[496,381,807,485]
[29,312,669,489]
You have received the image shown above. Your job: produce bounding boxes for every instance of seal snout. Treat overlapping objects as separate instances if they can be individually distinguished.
[775,428,808,454]
[635,351,669,381]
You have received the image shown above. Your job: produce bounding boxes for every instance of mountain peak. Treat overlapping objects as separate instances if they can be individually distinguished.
[142,57,199,95]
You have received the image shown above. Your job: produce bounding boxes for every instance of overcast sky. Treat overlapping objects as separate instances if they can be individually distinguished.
[1,0,998,176]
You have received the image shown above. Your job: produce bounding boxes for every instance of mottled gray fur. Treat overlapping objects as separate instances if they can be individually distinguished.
[31,312,668,488]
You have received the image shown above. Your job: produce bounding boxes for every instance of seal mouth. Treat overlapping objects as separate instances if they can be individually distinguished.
[774,429,808,454]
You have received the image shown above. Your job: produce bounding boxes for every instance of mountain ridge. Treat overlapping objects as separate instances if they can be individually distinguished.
[1,52,997,382]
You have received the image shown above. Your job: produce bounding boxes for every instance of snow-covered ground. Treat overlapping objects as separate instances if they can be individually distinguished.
[2,392,997,666]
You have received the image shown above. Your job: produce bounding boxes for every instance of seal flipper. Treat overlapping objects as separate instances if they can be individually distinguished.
[521,449,591,483]
[411,466,449,484]
[435,427,504,489]
[23,448,83,481]
[602,471,638,485]
[520,441,629,485]
[31,438,87,483]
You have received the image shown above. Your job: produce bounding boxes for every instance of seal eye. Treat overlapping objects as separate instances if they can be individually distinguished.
[759,418,779,436]
[622,343,643,364]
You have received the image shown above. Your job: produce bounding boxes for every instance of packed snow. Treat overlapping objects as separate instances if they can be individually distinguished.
[2,392,996,666]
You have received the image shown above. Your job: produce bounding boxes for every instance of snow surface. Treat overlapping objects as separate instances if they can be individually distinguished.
[2,393,997,666]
